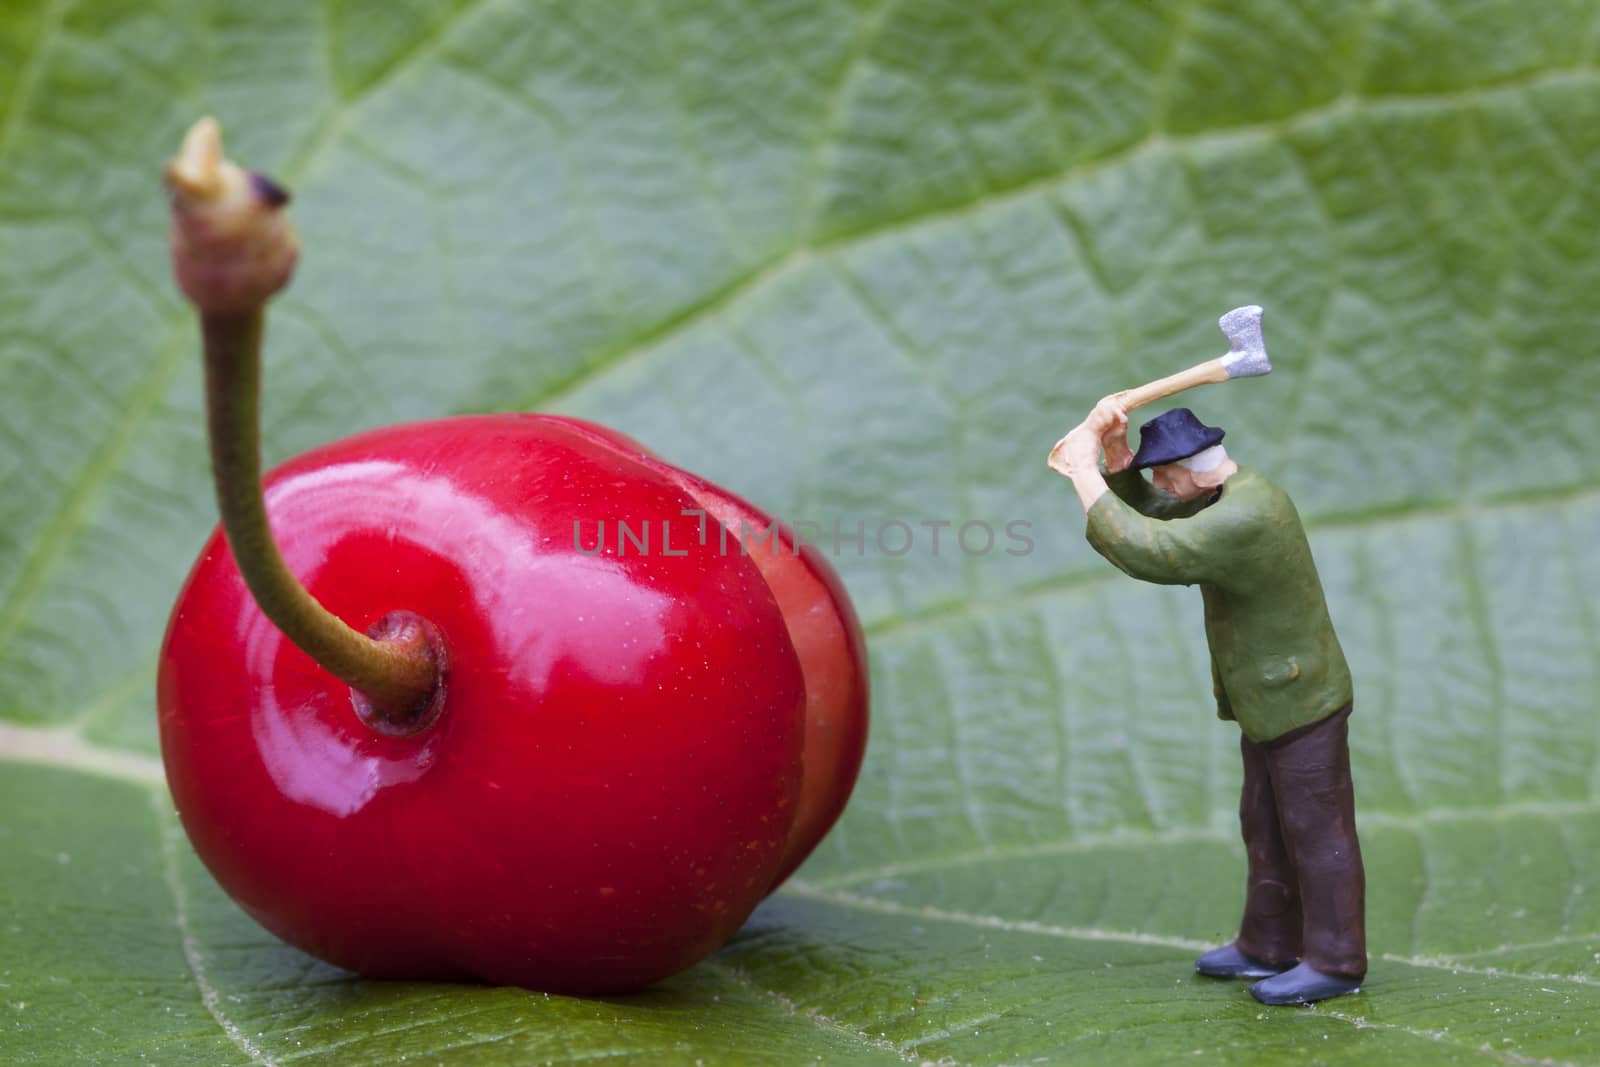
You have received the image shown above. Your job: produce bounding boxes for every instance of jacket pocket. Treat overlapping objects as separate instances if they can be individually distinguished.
[1261,656,1301,688]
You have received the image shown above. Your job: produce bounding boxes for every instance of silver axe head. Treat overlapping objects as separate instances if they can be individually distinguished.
[1217,304,1270,378]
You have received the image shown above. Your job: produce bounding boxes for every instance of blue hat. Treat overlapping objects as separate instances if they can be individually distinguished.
[1131,408,1225,470]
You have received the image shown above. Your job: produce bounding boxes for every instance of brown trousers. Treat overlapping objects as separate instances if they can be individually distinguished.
[1233,703,1366,978]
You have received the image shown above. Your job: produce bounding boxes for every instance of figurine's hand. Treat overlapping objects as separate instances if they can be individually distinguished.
[1047,425,1102,479]
[1088,397,1133,473]
[1083,397,1125,436]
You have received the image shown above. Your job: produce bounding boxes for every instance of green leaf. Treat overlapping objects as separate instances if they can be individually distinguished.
[4,0,1600,1063]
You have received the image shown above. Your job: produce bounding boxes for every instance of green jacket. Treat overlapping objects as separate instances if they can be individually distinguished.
[1085,466,1352,742]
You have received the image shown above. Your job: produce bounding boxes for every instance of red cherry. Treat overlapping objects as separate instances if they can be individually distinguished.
[157,117,869,995]
[542,417,870,889]
[158,415,813,994]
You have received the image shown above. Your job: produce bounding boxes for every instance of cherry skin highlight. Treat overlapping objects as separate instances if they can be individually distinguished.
[158,415,809,994]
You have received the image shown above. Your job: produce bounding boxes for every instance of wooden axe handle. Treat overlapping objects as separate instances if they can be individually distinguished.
[1111,358,1230,412]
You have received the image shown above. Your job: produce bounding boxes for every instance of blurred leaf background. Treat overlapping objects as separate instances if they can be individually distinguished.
[3,1,1600,1063]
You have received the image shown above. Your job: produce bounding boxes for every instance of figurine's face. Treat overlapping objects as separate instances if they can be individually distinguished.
[1149,462,1209,502]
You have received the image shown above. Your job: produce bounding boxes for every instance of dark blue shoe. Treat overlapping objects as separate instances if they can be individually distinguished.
[1194,944,1293,979]
[1250,962,1362,1004]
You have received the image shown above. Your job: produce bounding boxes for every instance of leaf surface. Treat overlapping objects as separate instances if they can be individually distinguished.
[3,1,1600,1063]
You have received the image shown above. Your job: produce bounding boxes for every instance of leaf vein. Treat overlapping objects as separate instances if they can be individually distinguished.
[1382,952,1600,989]
[809,796,1600,890]
[799,0,899,242]
[783,879,1211,952]
[0,0,74,164]
[1312,1006,1583,1067]
[0,721,163,785]
[510,67,1600,420]
[153,794,283,1067]
[0,324,190,658]
[334,0,493,103]
[705,957,944,1065]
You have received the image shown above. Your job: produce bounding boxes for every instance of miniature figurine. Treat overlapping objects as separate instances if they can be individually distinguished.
[1048,307,1365,1006]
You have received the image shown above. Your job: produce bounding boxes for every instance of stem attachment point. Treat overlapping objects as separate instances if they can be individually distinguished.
[350,611,448,737]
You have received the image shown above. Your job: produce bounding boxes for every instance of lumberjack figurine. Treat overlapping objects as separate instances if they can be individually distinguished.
[1047,307,1365,1006]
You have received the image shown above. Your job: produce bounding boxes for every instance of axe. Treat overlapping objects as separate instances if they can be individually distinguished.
[1110,304,1271,413]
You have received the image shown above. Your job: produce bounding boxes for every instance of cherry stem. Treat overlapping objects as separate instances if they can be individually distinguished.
[168,117,440,727]
[200,309,441,723]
